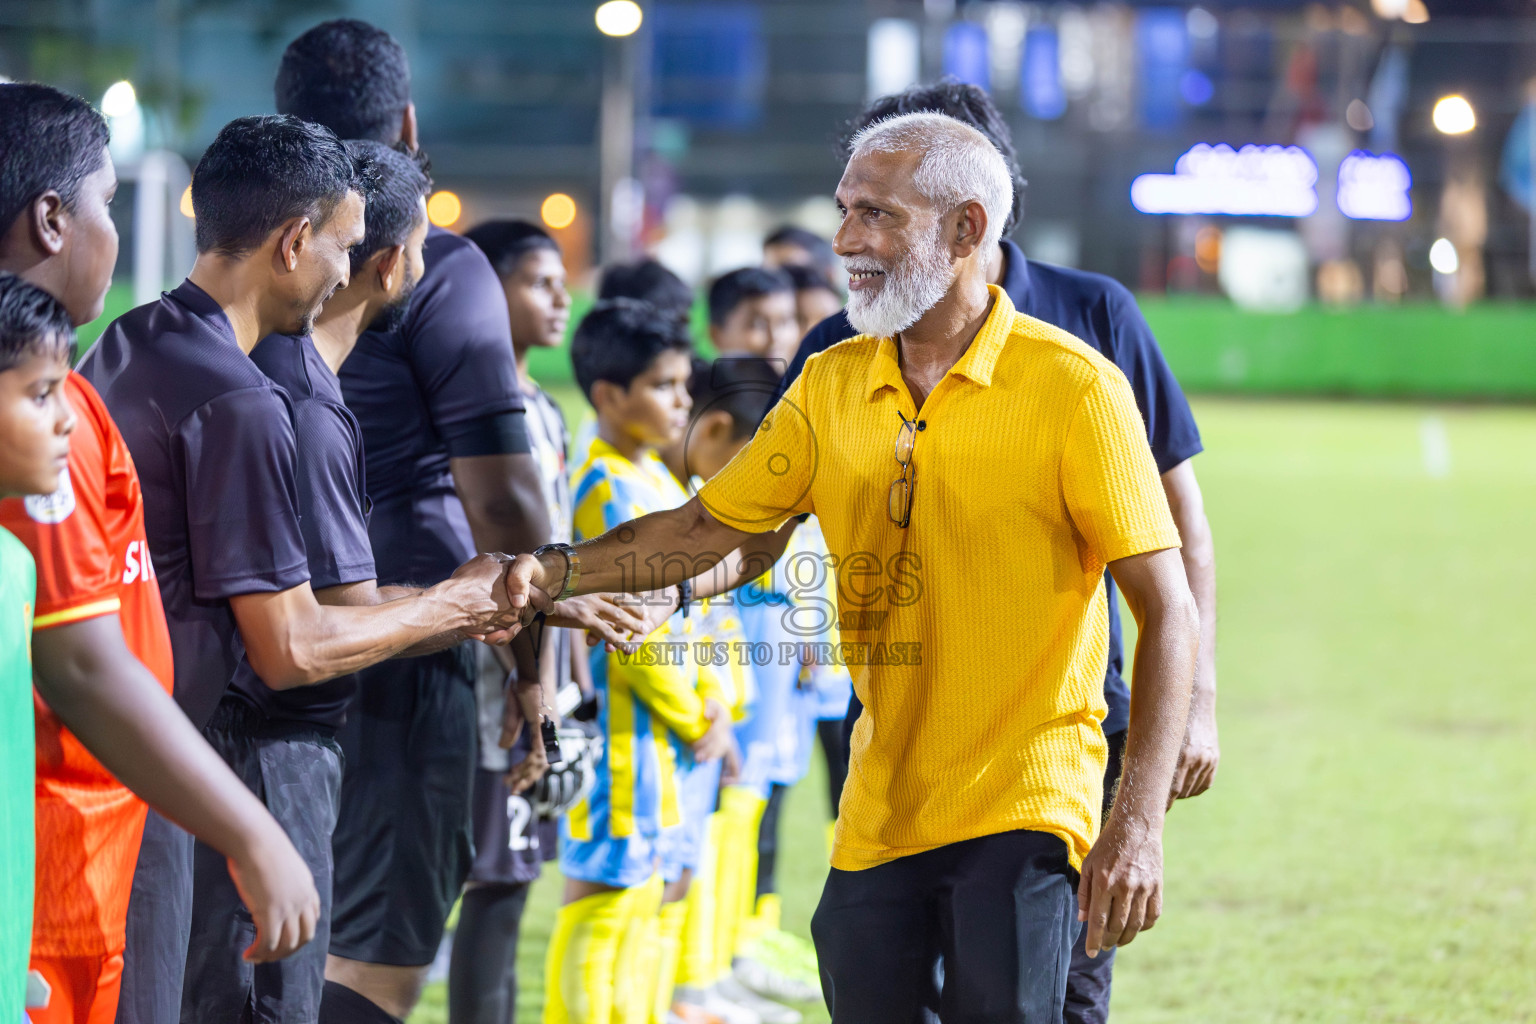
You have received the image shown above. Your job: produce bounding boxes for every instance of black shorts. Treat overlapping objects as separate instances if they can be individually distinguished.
[468,768,557,887]
[115,810,194,1024]
[330,645,477,966]
[183,698,343,1023]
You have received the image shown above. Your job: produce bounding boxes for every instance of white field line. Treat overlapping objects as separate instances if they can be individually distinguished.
[1420,415,1452,479]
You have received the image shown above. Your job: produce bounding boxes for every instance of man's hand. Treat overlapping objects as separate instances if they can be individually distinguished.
[503,552,559,614]
[1076,814,1164,959]
[227,830,321,963]
[442,552,526,637]
[691,699,737,764]
[1168,696,1219,808]
[499,673,551,795]
[546,593,653,654]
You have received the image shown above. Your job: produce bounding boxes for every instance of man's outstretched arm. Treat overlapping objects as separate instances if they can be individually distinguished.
[33,616,320,962]
[1161,458,1218,804]
[508,495,762,606]
[231,552,523,690]
[1077,545,1199,959]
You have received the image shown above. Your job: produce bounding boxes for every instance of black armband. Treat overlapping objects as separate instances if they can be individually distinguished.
[441,410,532,458]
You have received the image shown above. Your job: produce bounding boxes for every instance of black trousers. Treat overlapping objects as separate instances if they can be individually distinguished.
[755,783,788,898]
[1063,729,1127,1024]
[182,699,343,1024]
[817,717,848,816]
[841,695,1127,1023]
[811,830,1080,1024]
[115,810,194,1024]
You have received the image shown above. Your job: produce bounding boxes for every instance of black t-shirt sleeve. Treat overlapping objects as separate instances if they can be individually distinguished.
[441,410,532,458]
[176,387,311,601]
[409,239,527,448]
[292,402,377,590]
[1100,284,1204,473]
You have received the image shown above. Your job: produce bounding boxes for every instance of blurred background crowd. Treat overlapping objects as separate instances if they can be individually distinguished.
[3,0,1535,401]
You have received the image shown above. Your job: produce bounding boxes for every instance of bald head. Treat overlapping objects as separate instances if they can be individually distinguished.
[849,112,1013,254]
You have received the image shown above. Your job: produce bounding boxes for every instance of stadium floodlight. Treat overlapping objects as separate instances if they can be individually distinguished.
[1131,143,1318,217]
[100,81,144,165]
[1433,95,1476,135]
[541,193,578,230]
[1337,151,1412,221]
[101,81,137,118]
[595,0,643,37]
[426,190,462,228]
[1429,238,1459,275]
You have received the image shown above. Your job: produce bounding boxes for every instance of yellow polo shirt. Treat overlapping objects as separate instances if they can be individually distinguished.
[698,285,1180,871]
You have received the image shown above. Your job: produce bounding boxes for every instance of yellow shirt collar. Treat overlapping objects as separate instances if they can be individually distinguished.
[863,284,1015,401]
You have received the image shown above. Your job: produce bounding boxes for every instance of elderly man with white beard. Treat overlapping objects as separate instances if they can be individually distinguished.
[505,112,1200,1023]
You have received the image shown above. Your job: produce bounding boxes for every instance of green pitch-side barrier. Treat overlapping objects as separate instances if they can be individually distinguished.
[1138,299,1536,401]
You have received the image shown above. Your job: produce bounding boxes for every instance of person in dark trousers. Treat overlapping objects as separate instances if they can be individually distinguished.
[781,80,1221,1024]
[80,116,527,1024]
[504,109,1201,1023]
[0,85,319,1024]
[447,218,579,1024]
[274,21,609,1023]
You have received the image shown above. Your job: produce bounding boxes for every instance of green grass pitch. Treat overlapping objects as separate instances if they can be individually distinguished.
[410,396,1536,1023]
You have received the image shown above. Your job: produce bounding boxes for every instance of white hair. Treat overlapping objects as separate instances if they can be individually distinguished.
[849,111,1014,253]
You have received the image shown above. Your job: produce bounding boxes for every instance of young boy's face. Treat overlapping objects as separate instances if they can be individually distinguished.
[605,349,693,450]
[711,291,799,366]
[0,351,74,497]
[503,247,570,353]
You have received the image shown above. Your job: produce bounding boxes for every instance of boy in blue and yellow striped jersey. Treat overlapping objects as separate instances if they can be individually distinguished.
[545,299,737,1024]
[655,357,784,1023]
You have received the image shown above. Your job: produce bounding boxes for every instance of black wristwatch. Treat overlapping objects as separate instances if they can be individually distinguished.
[676,578,693,618]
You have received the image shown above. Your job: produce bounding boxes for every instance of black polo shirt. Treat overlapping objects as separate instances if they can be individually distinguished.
[785,239,1202,736]
[241,332,376,730]
[78,280,311,729]
[338,227,530,589]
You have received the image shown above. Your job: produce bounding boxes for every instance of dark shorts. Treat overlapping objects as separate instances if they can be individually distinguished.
[468,767,556,886]
[330,645,477,966]
[182,698,343,1024]
[114,810,194,1024]
[811,830,1080,1024]
[1064,728,1128,1024]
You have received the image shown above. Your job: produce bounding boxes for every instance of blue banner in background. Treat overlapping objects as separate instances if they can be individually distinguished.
[1021,26,1066,120]
[1136,7,1188,131]
[652,3,766,130]
[1500,103,1535,213]
[943,21,990,92]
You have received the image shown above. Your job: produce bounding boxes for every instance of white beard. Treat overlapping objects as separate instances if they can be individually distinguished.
[844,226,954,339]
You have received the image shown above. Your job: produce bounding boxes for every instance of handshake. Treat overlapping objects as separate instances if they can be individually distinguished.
[437,549,670,655]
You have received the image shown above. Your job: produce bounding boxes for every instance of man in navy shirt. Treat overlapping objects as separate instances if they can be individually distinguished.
[276,22,561,1023]
[80,117,525,1024]
[782,82,1220,1024]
